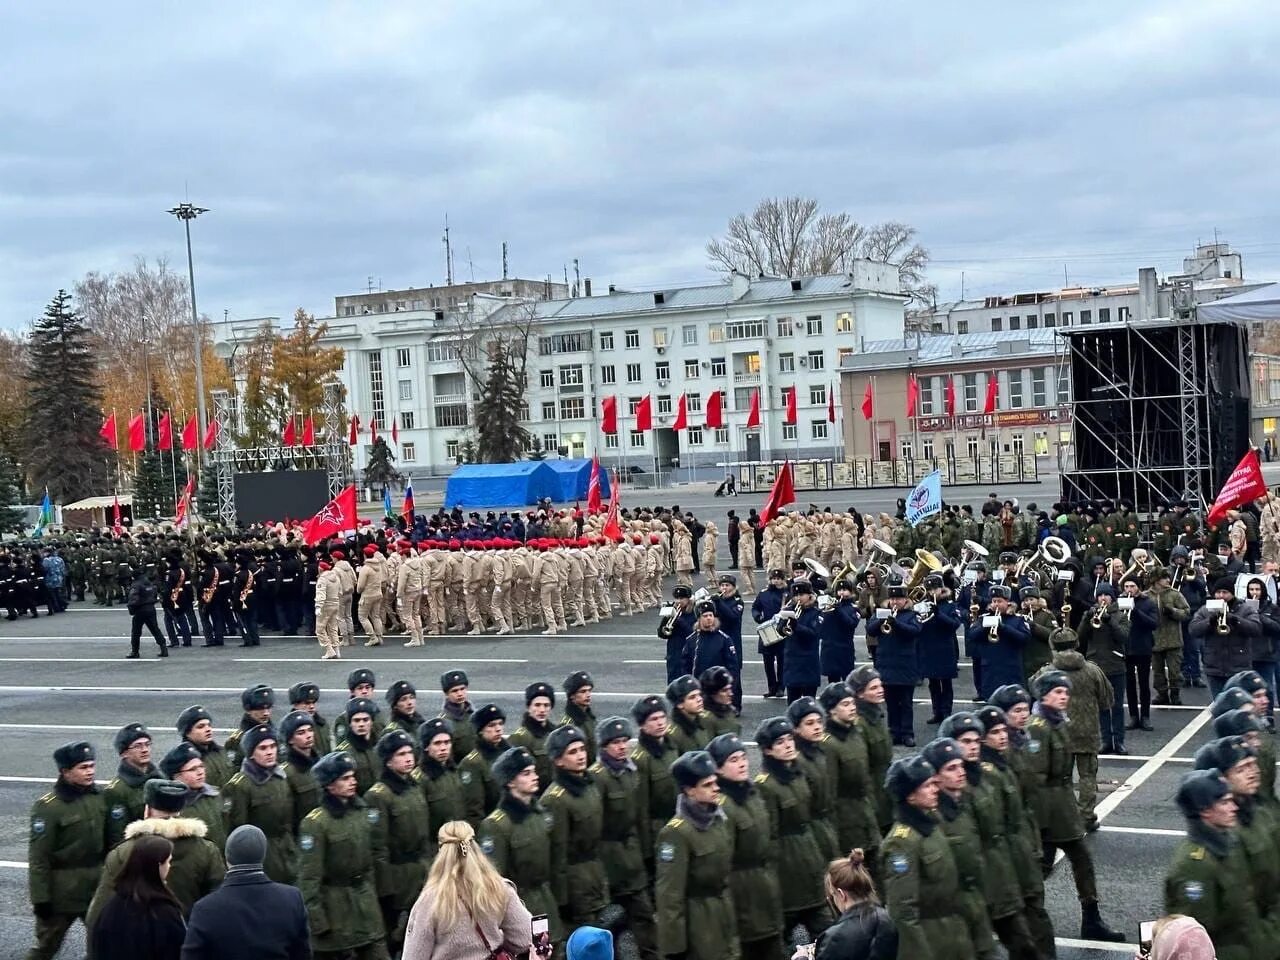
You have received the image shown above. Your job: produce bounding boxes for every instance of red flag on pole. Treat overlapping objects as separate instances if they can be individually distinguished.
[602,470,623,541]
[181,416,198,451]
[783,386,797,426]
[302,416,315,446]
[945,376,957,416]
[100,413,118,450]
[1207,448,1267,526]
[635,394,653,432]
[157,412,173,451]
[127,413,146,452]
[601,396,618,434]
[759,460,796,526]
[587,455,603,513]
[112,494,123,536]
[348,414,360,446]
[369,416,378,445]
[906,374,920,418]
[705,390,724,429]
[202,419,219,451]
[827,383,836,424]
[746,389,761,429]
[983,375,999,414]
[283,417,297,447]
[174,475,194,529]
[861,382,874,421]
[391,419,399,446]
[301,484,358,545]
[672,394,688,431]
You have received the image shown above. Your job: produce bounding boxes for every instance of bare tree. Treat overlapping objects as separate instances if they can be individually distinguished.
[449,299,536,463]
[706,196,934,304]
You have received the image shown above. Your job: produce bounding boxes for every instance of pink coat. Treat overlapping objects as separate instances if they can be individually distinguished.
[401,879,533,960]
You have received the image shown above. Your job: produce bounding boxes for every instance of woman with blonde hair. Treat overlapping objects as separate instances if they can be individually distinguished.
[402,820,534,960]
[812,848,897,960]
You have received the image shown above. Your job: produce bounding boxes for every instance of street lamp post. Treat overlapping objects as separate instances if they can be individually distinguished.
[168,202,209,465]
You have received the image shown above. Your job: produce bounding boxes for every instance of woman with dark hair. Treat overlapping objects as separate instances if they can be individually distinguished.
[89,834,185,960]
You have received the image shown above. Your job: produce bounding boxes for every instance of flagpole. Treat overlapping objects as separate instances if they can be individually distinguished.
[168,413,179,517]
[870,378,878,471]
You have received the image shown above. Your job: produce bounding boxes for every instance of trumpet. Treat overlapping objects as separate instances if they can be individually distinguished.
[658,603,681,639]
[1217,603,1230,635]
[773,599,799,639]
[817,593,838,612]
[988,613,1000,643]
[1091,605,1106,629]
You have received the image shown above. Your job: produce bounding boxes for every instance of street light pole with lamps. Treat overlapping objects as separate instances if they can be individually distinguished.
[167,202,209,466]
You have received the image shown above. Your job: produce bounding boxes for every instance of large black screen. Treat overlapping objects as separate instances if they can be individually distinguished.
[232,470,331,526]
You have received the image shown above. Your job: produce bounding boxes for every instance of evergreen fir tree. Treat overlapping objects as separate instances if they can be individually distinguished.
[363,437,403,495]
[525,435,547,461]
[0,452,27,532]
[24,290,108,502]
[197,465,220,521]
[474,353,529,463]
[132,452,168,520]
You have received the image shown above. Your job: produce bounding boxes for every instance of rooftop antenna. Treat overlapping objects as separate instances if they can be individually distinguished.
[443,215,453,285]
[573,258,581,298]
[367,275,375,293]
[466,246,475,283]
[501,242,509,280]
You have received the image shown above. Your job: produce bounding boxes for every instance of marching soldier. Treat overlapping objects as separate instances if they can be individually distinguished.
[665,674,711,753]
[356,543,386,646]
[289,681,334,756]
[631,695,679,870]
[298,751,388,960]
[655,750,740,960]
[396,542,425,646]
[367,730,431,954]
[787,697,841,862]
[416,718,466,858]
[160,742,226,851]
[507,681,556,793]
[560,670,598,762]
[222,723,296,884]
[439,669,476,763]
[224,684,275,769]
[27,741,106,960]
[177,705,234,789]
[332,548,357,645]
[103,723,161,848]
[459,703,510,827]
[700,665,740,737]
[338,697,382,795]
[819,681,880,872]
[315,559,342,660]
[334,669,384,744]
[385,679,427,738]
[543,725,608,935]
[280,710,322,831]
[849,664,894,832]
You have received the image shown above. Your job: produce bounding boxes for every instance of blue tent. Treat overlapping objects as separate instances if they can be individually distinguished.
[544,458,612,502]
[443,462,559,508]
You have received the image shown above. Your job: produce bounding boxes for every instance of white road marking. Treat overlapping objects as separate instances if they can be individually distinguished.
[234,657,529,664]
[1093,708,1215,820]
[1098,825,1184,837]
[1053,936,1136,952]
[0,861,28,869]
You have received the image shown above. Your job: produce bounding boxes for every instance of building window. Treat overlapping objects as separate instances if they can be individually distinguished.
[518,401,530,422]
[782,423,797,441]
[1056,369,1070,405]
[806,351,824,371]
[922,437,934,460]
[626,363,642,383]
[628,397,642,415]
[657,395,672,415]
[684,359,699,378]
[710,357,726,377]
[1118,306,1130,322]
[806,315,824,336]
[1009,316,1021,331]
[776,316,794,337]
[445,440,460,461]
[435,404,468,428]
[401,442,416,462]
[396,347,411,367]
[539,370,554,388]
[1032,367,1047,406]
[560,397,585,419]
[1008,371,1023,409]
[541,401,556,420]
[600,364,616,385]
[1080,310,1092,324]
[400,411,414,430]
[629,430,645,448]
[733,387,755,410]
[1098,308,1111,323]
[366,351,385,430]
[957,320,969,334]
[682,324,698,346]
[624,329,640,349]
[967,436,979,459]
[543,433,559,453]
[836,347,853,364]
[899,439,912,460]
[605,433,619,449]
[809,384,826,405]
[1044,312,1056,327]
[687,393,702,413]
[1061,312,1072,325]
[558,365,584,389]
[708,325,725,343]
[836,311,854,333]
[779,353,795,373]
[963,373,978,412]
[920,378,934,414]
[1026,315,1038,329]
[398,379,412,401]
[599,331,614,350]
[655,361,670,381]
[1011,433,1025,456]
[714,427,729,444]
[687,425,704,445]
[653,328,667,348]
[811,420,828,440]
[991,318,1003,332]
[725,320,765,340]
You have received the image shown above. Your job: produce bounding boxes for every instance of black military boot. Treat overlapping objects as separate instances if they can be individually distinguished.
[1080,900,1125,941]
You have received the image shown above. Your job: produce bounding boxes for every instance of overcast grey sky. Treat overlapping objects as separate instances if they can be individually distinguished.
[3,1,1278,326]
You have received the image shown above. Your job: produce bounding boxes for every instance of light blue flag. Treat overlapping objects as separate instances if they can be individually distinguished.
[905,470,943,527]
[383,486,393,517]
[34,488,53,534]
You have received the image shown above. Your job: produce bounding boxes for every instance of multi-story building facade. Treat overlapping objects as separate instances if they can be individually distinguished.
[333,277,569,318]
[210,264,908,481]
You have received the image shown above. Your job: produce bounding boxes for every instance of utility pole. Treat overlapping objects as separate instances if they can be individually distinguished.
[168,202,209,466]
[443,215,453,285]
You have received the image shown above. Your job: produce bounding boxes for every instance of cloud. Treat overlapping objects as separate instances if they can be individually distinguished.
[2,0,1279,327]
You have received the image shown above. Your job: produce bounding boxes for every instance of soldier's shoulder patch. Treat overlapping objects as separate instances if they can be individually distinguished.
[1027,740,1042,753]
[1028,716,1046,728]
[1189,845,1206,861]
[460,769,473,785]
[227,772,246,786]
[889,852,911,874]
[715,794,726,805]
[36,792,55,805]
[31,816,46,836]
[110,804,126,820]
[303,808,323,823]
[299,833,315,852]
[819,733,832,743]
[367,782,387,797]
[222,795,234,813]
[1183,880,1204,901]
[665,816,685,831]
[463,749,480,763]
[589,761,605,775]
[630,747,645,762]
[658,841,677,863]
[546,784,565,798]
[479,835,495,855]
[981,762,996,773]
[891,824,912,840]
[484,809,505,824]
[664,723,676,735]
[366,808,380,824]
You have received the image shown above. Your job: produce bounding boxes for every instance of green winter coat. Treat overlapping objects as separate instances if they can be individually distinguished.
[1235,795,1280,920]
[717,778,784,944]
[28,782,107,916]
[337,735,379,796]
[794,737,841,862]
[1022,610,1056,680]
[856,700,894,830]
[979,748,1042,900]
[282,749,321,833]
[365,771,432,914]
[459,738,508,828]
[543,772,609,915]
[591,759,647,897]
[632,734,679,860]
[440,703,475,764]
[755,760,826,913]
[103,761,161,849]
[1152,586,1191,651]
[560,702,597,764]
[189,739,234,789]
[880,807,976,960]
[417,758,467,859]
[655,805,740,960]
[508,716,554,794]
[1078,606,1128,676]
[478,794,562,945]
[667,710,712,755]
[298,795,386,953]
[704,703,742,738]
[966,765,1024,919]
[823,717,880,855]
[1031,649,1113,753]
[183,786,227,851]
[1024,709,1083,843]
[937,792,995,956]
[222,766,297,883]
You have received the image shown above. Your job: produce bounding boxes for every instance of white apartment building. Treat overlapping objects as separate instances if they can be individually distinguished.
[212,264,908,480]
[909,242,1260,335]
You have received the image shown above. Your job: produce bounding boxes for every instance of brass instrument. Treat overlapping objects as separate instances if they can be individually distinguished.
[240,569,255,605]
[201,573,217,605]
[1016,536,1072,586]
[855,539,897,585]
[817,593,838,612]
[1171,563,1186,589]
[827,559,856,593]
[988,613,1000,642]
[915,600,936,624]
[1217,602,1231,635]
[1090,605,1106,629]
[1061,600,1072,620]
[1121,550,1151,585]
[171,568,186,606]
[803,557,831,580]
[959,539,989,570]
[905,549,945,602]
[658,603,681,639]
[774,599,799,639]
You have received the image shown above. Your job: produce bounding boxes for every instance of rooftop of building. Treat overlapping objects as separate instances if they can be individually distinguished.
[840,327,1061,371]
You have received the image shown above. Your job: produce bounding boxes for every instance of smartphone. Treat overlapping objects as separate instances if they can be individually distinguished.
[531,914,551,957]
[1139,919,1155,956]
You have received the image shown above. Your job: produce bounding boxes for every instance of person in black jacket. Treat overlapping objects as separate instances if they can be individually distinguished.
[1246,576,1280,729]
[681,601,741,679]
[752,570,789,699]
[90,834,186,960]
[126,567,167,660]
[181,825,310,960]
[1120,576,1159,731]
[814,848,897,960]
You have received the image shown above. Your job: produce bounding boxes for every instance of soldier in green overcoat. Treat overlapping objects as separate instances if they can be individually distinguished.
[176,705,234,788]
[222,723,297,884]
[592,717,659,960]
[478,747,562,945]
[366,729,431,954]
[849,665,894,831]
[1223,671,1278,801]
[753,716,830,940]
[507,681,556,793]
[1164,769,1277,960]
[438,668,476,764]
[224,684,275,769]
[631,695,679,870]
[27,741,107,960]
[160,742,226,851]
[655,751,740,960]
[280,710,322,832]
[458,703,509,827]
[819,683,880,877]
[337,697,381,795]
[298,751,388,960]
[416,718,466,859]
[543,724,609,934]
[289,682,334,756]
[560,670,598,763]
[710,733,785,960]
[699,665,741,737]
[665,675,712,754]
[102,723,161,848]
[787,697,841,862]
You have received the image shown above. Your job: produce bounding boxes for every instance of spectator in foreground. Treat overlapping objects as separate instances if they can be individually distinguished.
[180,825,309,960]
[402,820,534,960]
[567,926,614,959]
[813,848,897,960]
[89,834,185,960]
[1146,914,1215,960]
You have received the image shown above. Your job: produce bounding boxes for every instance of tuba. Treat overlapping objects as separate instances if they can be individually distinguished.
[1017,537,1072,587]
[855,539,897,585]
[905,549,945,602]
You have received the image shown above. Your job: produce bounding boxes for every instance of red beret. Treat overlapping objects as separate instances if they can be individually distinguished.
[330,550,345,560]
[318,561,332,571]
[362,544,378,556]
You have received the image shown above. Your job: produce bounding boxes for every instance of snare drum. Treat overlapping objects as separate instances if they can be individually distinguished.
[757,622,783,648]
